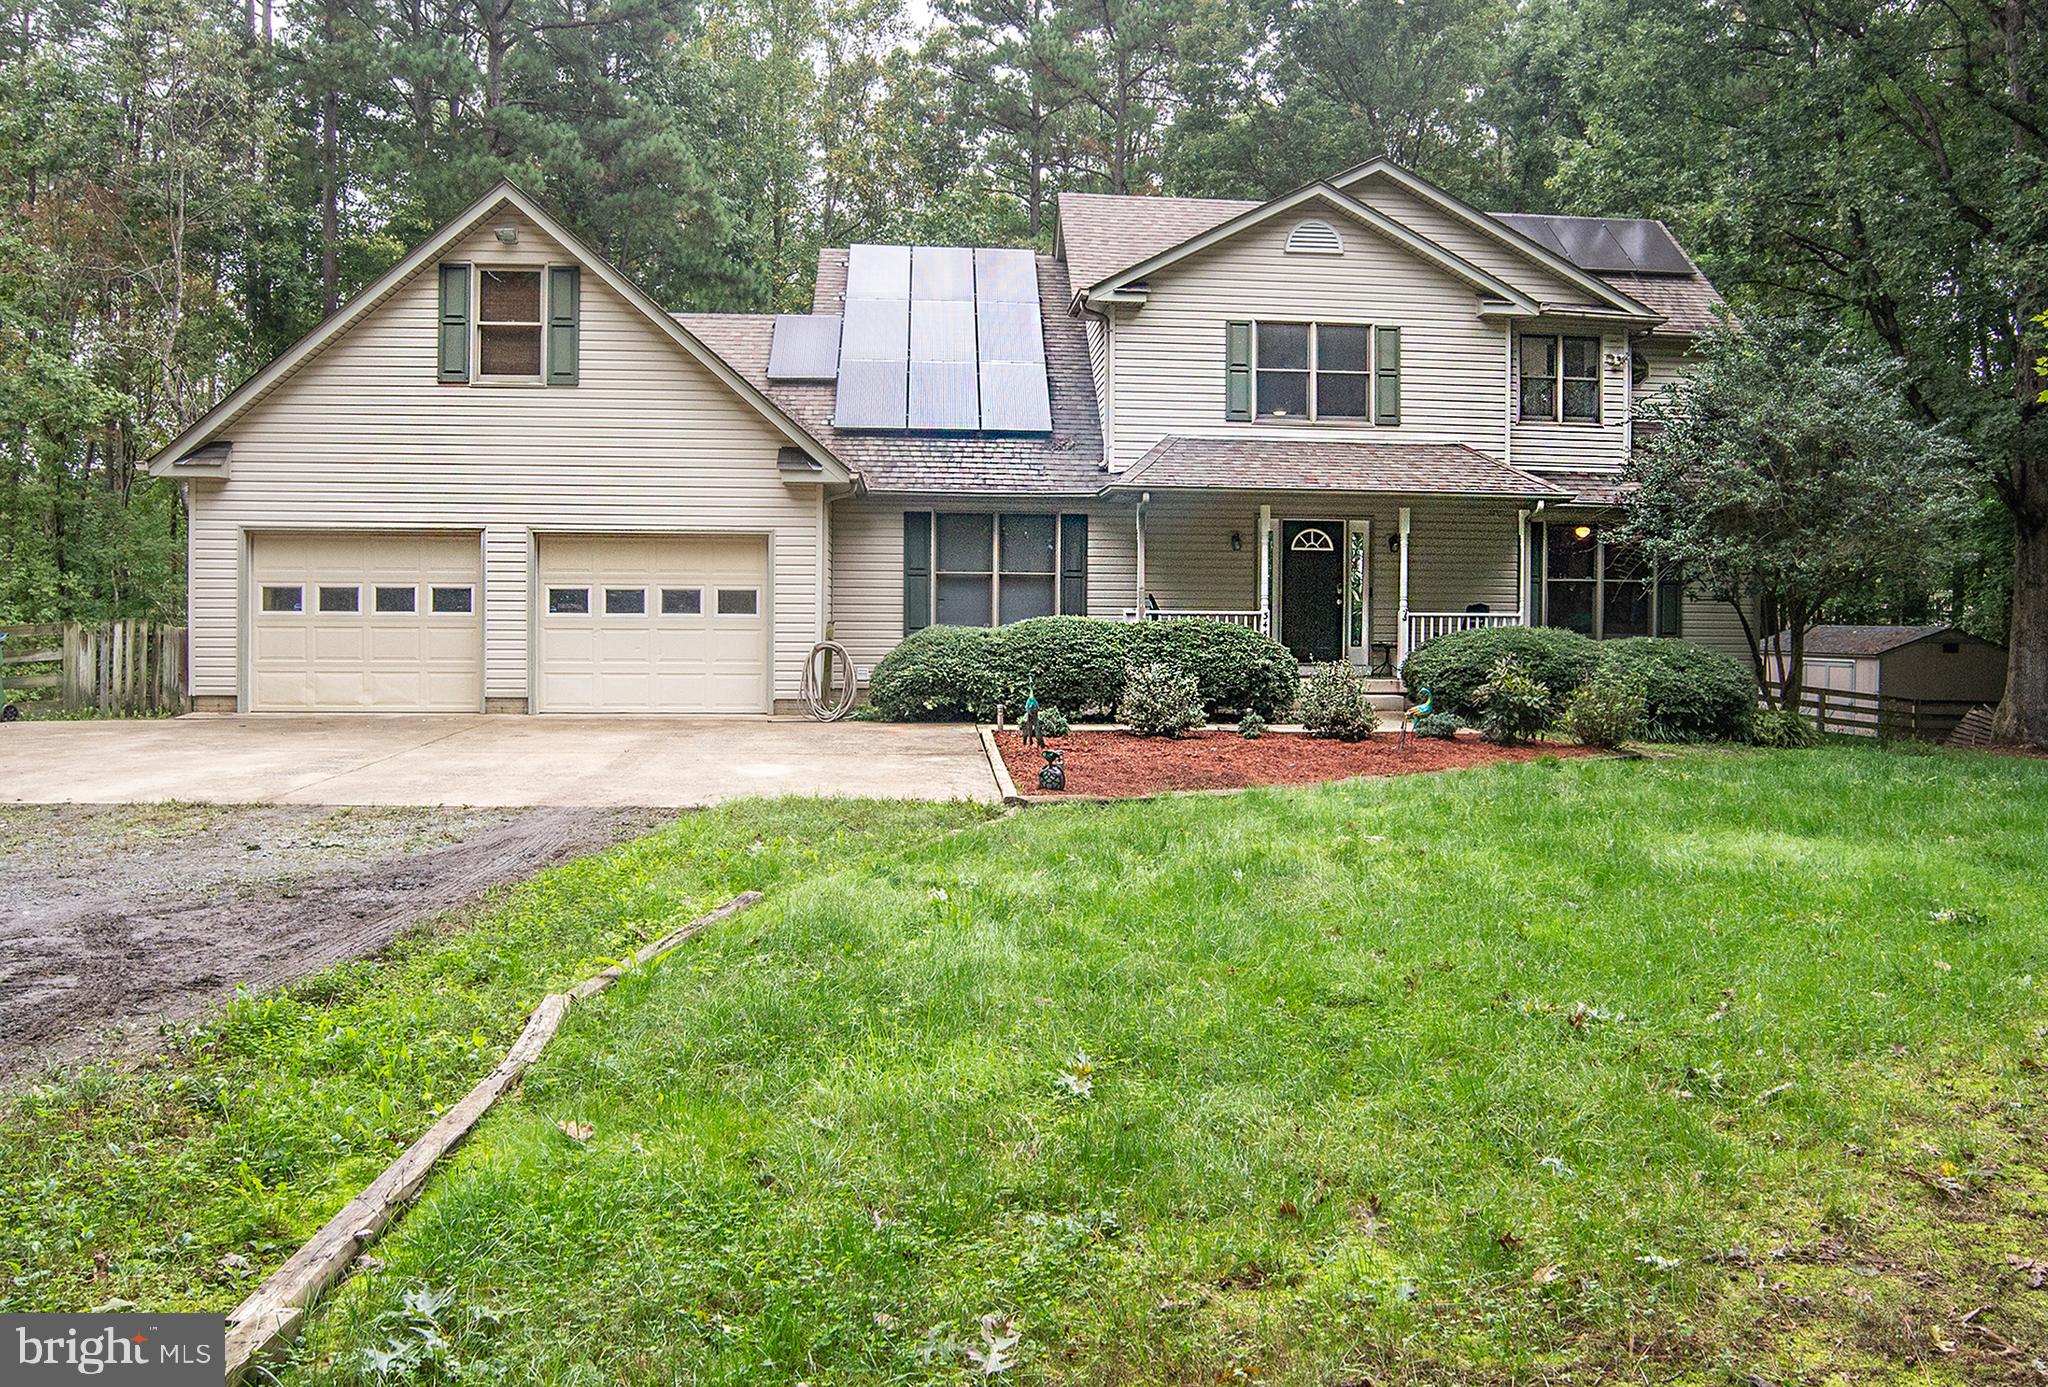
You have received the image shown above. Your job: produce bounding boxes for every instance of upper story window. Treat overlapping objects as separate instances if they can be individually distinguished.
[478,269,544,378]
[1518,333,1602,423]
[1227,320,1396,424]
[1284,219,1345,255]
[438,261,579,386]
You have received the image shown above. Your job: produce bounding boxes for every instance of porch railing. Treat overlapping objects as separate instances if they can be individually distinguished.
[1404,610,1524,652]
[1123,607,1270,635]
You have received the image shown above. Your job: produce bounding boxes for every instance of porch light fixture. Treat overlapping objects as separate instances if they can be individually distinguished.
[1230,531,1243,551]
[494,225,519,244]
[1388,533,1400,553]
[1573,524,1593,540]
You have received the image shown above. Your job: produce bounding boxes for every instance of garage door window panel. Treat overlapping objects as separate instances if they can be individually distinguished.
[431,586,474,614]
[318,585,360,613]
[375,585,417,614]
[661,588,703,615]
[716,588,759,616]
[605,587,648,615]
[261,585,303,613]
[477,269,543,379]
[548,587,591,614]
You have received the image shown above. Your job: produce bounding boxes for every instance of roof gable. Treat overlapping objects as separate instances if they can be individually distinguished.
[1079,183,1543,314]
[148,181,847,481]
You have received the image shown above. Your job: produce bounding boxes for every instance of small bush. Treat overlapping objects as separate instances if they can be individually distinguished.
[868,626,1003,721]
[1403,626,1600,718]
[1118,662,1205,738]
[994,616,1129,716]
[1751,706,1820,748]
[1125,619,1300,717]
[1237,711,1266,740]
[1595,638,1755,742]
[1559,670,1647,749]
[1412,711,1465,739]
[1296,661,1379,741]
[1034,705,1071,738]
[1475,657,1552,745]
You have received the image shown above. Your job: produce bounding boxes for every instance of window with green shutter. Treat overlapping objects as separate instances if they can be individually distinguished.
[546,264,580,384]
[903,512,932,634]
[1374,325,1400,425]
[437,264,470,382]
[1224,321,1253,421]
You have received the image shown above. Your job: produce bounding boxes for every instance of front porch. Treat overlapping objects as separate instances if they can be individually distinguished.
[1117,493,1535,671]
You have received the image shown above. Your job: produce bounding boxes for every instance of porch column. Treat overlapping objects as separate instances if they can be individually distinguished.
[1133,492,1147,617]
[1257,503,1272,635]
[1517,508,1532,626]
[1396,505,1412,665]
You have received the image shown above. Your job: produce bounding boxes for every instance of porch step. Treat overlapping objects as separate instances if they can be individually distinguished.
[1367,693,1409,713]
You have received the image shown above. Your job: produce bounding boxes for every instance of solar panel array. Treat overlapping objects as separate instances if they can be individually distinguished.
[831,243,1050,434]
[766,313,842,380]
[1492,213,1693,276]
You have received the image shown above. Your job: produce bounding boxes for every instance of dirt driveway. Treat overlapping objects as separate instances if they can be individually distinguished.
[0,803,665,1079]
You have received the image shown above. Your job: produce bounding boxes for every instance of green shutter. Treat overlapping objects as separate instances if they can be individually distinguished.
[1655,568,1684,637]
[1225,320,1252,421]
[437,264,470,383]
[1374,325,1401,425]
[546,265,580,385]
[1059,513,1088,615]
[903,511,932,633]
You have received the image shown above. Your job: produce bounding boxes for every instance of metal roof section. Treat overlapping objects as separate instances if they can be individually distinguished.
[765,313,841,381]
[830,242,1052,435]
[1491,214,1695,276]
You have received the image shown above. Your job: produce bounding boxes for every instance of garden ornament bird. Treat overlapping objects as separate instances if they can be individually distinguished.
[1399,686,1432,749]
[1020,678,1043,748]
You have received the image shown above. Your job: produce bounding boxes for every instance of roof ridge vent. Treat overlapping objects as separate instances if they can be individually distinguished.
[1285,219,1344,255]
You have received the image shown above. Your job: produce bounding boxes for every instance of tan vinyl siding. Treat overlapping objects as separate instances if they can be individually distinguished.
[1340,177,1585,306]
[1107,212,1515,471]
[1634,337,1694,397]
[1086,313,1113,443]
[184,211,825,708]
[1681,594,1758,665]
[1510,323,1631,471]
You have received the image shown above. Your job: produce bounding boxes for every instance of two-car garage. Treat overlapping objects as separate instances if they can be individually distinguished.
[246,531,770,713]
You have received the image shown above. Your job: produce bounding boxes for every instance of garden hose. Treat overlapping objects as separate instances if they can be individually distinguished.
[800,640,857,721]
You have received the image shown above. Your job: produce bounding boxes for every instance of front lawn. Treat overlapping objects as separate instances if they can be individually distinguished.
[270,747,2047,1384]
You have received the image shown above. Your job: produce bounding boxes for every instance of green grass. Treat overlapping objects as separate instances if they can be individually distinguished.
[0,798,992,1314]
[260,746,2048,1385]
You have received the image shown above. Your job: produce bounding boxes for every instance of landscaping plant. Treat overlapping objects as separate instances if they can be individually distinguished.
[1411,710,1465,739]
[993,617,1128,717]
[867,626,1004,721]
[1751,706,1820,748]
[1474,656,1551,744]
[1117,661,1205,738]
[1558,669,1648,749]
[1124,618,1300,717]
[1296,660,1378,741]
[1035,705,1070,738]
[1402,626,1600,718]
[1237,710,1266,739]
[1595,638,1753,742]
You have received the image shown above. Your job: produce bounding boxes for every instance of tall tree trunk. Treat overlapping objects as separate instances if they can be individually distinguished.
[318,0,340,314]
[1992,465,2048,745]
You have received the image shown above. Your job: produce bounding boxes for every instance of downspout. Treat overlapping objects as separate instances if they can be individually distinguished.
[1134,492,1147,616]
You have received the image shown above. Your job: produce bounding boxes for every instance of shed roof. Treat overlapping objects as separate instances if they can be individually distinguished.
[1794,625,1990,657]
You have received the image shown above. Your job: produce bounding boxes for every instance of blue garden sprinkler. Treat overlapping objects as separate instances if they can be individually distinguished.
[1398,686,1431,750]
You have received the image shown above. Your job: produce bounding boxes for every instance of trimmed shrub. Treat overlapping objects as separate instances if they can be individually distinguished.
[868,626,1003,721]
[1237,711,1267,740]
[1297,661,1379,741]
[1595,638,1755,742]
[1034,705,1071,738]
[993,616,1129,717]
[1403,626,1601,718]
[1412,711,1465,739]
[1119,662,1205,738]
[1124,619,1300,717]
[1751,706,1820,748]
[1475,656,1552,745]
[1558,669,1647,749]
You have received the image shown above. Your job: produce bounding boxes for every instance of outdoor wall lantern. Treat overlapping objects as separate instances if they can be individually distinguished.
[1230,531,1243,551]
[1388,533,1400,553]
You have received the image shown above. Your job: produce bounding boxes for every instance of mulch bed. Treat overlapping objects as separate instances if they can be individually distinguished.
[994,729,1595,799]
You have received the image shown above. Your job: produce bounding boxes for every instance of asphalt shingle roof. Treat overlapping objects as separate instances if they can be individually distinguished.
[1796,625,1974,657]
[673,252,1104,496]
[1107,437,1567,499]
[1054,190,1722,337]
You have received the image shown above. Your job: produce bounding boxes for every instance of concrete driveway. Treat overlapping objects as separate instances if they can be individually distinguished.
[0,715,1000,807]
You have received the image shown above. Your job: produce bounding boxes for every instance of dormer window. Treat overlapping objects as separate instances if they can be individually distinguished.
[1285,219,1344,255]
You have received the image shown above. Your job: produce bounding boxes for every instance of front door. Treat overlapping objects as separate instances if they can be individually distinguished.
[1280,520,1343,663]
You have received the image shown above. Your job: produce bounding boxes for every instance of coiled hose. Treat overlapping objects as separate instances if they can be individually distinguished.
[800,640,857,721]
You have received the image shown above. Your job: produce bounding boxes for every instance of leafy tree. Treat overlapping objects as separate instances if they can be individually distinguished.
[1617,316,1973,710]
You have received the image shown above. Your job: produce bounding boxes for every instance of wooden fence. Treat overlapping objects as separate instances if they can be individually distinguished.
[1768,681,1982,743]
[0,620,188,714]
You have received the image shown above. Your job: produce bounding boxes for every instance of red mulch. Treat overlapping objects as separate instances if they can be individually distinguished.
[995,729,1595,799]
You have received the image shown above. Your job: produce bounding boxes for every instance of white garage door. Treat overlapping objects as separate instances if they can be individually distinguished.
[536,535,769,713]
[250,532,483,711]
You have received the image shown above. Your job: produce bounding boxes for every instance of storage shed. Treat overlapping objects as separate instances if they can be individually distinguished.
[1767,625,2008,736]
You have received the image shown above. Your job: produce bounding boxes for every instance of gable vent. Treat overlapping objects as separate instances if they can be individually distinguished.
[1286,219,1344,255]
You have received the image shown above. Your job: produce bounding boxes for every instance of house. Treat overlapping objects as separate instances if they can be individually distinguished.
[1766,625,2008,712]
[149,161,1742,715]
